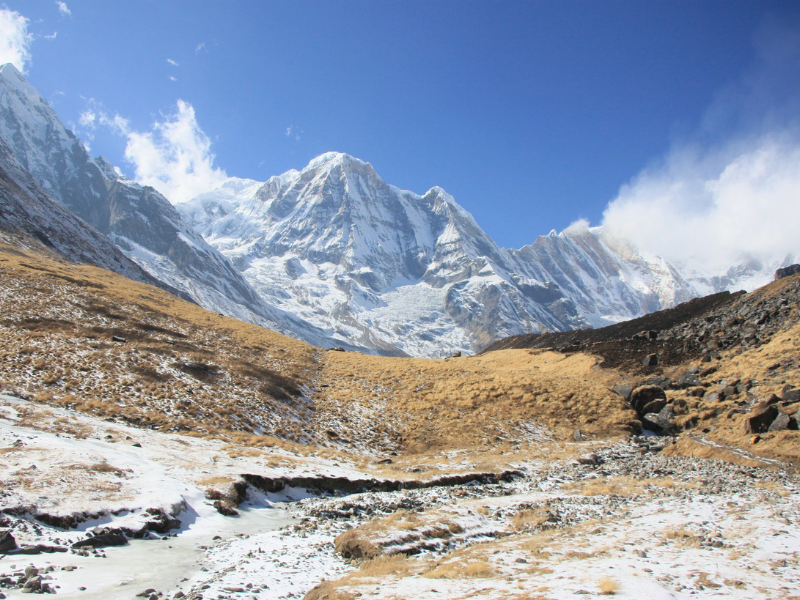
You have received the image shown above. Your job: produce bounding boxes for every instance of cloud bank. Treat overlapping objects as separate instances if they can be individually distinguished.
[0,9,33,72]
[602,18,800,275]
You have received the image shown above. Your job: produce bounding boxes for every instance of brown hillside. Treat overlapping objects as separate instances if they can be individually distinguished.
[0,242,637,468]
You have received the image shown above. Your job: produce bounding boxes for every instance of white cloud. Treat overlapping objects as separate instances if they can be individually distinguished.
[44,31,57,40]
[195,42,205,53]
[602,19,800,275]
[121,100,227,204]
[170,76,177,82]
[602,134,800,272]
[0,8,33,72]
[56,1,71,17]
[167,58,179,67]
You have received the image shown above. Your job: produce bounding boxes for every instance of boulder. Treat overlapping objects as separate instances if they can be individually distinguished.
[641,376,672,389]
[783,389,800,404]
[769,412,793,432]
[675,371,701,389]
[629,385,667,416]
[745,405,780,434]
[641,399,667,416]
[612,385,633,402]
[0,531,16,553]
[643,405,676,434]
[72,533,128,549]
[642,353,658,367]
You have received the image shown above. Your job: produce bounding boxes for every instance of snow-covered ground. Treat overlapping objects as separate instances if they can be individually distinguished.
[1,393,798,599]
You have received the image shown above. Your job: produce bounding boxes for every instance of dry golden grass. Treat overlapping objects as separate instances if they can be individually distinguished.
[0,242,638,464]
[425,559,496,579]
[598,577,619,595]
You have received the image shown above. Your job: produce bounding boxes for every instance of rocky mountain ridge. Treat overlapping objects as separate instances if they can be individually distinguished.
[180,153,699,357]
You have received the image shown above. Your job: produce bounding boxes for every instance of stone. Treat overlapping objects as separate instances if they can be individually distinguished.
[572,429,583,442]
[641,399,667,416]
[745,405,780,434]
[0,531,16,553]
[783,389,800,403]
[642,353,658,367]
[612,385,633,402]
[774,264,800,280]
[111,336,126,343]
[721,386,737,399]
[136,589,157,598]
[769,412,796,432]
[704,392,721,402]
[72,533,128,549]
[629,385,667,416]
[676,371,701,389]
[577,453,598,465]
[24,566,39,579]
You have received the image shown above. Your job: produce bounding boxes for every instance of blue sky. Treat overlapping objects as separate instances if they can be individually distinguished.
[4,0,800,260]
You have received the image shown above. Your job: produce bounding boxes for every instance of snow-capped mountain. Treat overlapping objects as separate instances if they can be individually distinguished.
[0,133,169,287]
[1,63,772,358]
[0,63,345,349]
[179,153,699,357]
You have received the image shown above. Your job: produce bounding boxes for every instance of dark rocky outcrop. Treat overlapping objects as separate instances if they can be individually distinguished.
[242,470,522,496]
[775,264,800,280]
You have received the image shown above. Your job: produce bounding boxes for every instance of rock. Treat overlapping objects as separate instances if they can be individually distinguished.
[703,392,721,402]
[612,385,633,402]
[721,386,737,399]
[676,371,701,389]
[642,353,658,367]
[774,264,800,280]
[769,412,797,432]
[111,336,126,343]
[0,531,16,553]
[213,500,239,516]
[783,389,800,403]
[24,566,39,579]
[643,405,676,434]
[72,533,128,549]
[745,405,780,434]
[328,346,345,352]
[689,386,706,397]
[577,453,598,465]
[629,385,667,415]
[174,593,186,599]
[22,576,41,591]
[641,376,672,389]
[572,429,583,442]
[641,399,667,416]
[18,545,42,554]
[136,590,157,598]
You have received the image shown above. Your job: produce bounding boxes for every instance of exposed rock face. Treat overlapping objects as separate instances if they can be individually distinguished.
[0,63,341,350]
[775,264,800,280]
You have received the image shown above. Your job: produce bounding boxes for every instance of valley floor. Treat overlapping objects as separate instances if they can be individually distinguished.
[0,392,798,600]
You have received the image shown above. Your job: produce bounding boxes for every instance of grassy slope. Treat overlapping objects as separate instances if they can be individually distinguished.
[0,242,637,472]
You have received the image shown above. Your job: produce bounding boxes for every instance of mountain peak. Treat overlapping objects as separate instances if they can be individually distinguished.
[306,151,370,171]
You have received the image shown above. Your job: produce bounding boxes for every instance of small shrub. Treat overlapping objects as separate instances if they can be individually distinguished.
[598,577,619,595]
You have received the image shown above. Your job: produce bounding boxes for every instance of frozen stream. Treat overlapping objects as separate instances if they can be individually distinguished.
[2,501,293,598]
